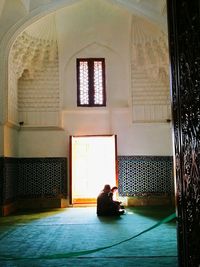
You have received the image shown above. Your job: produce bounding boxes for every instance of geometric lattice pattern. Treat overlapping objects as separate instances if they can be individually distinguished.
[0,157,67,206]
[0,158,18,205]
[94,61,104,105]
[79,61,89,105]
[18,158,67,198]
[118,156,174,196]
[77,58,106,106]
[3,158,18,204]
[0,157,4,205]
[1,156,173,206]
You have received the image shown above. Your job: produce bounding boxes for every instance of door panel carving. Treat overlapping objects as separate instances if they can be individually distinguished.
[167,0,200,266]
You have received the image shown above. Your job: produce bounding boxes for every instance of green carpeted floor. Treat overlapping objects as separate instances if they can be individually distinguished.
[0,206,177,267]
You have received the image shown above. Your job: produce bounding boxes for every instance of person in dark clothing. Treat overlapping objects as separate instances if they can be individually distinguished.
[109,186,125,210]
[97,184,124,216]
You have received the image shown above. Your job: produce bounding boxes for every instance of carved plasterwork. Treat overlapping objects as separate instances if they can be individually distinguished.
[131,16,171,122]
[9,31,58,80]
[8,14,60,127]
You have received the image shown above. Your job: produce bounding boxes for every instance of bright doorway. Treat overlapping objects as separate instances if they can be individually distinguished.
[70,135,117,204]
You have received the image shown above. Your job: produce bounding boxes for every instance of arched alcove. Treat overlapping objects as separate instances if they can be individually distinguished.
[0,0,173,212]
[63,41,129,109]
[8,14,60,127]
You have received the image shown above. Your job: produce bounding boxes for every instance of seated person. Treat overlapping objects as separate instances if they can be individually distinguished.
[109,186,125,210]
[97,184,124,216]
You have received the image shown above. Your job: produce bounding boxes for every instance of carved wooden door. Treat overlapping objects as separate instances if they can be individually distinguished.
[167,0,200,266]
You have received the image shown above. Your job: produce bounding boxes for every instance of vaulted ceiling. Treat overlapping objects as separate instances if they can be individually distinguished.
[0,0,167,39]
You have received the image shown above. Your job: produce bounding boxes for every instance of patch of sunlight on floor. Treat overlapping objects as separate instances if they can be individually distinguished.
[127,211,134,214]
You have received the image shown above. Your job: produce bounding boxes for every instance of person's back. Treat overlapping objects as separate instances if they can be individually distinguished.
[97,191,111,215]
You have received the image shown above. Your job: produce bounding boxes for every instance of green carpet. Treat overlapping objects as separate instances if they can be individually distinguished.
[0,206,177,267]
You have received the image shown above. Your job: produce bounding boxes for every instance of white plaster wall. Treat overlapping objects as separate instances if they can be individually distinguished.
[110,108,172,155]
[8,69,18,124]
[0,0,5,17]
[55,0,172,156]
[20,0,30,12]
[18,130,66,157]
[0,0,26,40]
[62,110,111,136]
[56,0,131,110]
[62,108,173,156]
[2,0,172,158]
[4,125,19,157]
[18,109,173,157]
[63,43,129,109]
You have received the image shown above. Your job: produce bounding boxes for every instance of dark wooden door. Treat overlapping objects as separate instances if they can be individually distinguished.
[167,1,200,266]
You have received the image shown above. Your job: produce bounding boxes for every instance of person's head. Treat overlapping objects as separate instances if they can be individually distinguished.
[103,184,111,193]
[111,186,118,193]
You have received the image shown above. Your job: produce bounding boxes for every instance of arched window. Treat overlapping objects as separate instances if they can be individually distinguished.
[77,58,106,106]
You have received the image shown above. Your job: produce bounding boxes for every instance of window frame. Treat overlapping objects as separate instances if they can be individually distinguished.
[76,58,106,107]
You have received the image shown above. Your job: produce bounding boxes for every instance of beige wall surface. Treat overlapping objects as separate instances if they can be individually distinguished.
[0,0,172,158]
[57,0,131,110]
[18,129,66,157]
[4,125,19,157]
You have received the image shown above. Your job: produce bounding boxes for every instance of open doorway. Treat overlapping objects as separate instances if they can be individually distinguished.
[70,135,117,205]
